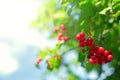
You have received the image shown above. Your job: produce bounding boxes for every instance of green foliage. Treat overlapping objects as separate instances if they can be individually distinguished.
[47,55,61,70]
[32,0,120,79]
[68,73,79,80]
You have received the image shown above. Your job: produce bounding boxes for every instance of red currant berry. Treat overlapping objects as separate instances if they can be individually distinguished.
[108,50,112,55]
[79,32,85,38]
[98,47,105,53]
[89,49,95,55]
[60,24,66,31]
[102,57,108,64]
[104,50,109,56]
[53,27,58,32]
[76,34,81,41]
[96,57,102,65]
[79,38,85,43]
[57,36,64,41]
[84,40,88,46]
[89,42,95,48]
[36,61,40,64]
[95,46,99,50]
[58,33,63,37]
[80,42,85,47]
[103,60,108,64]
[107,55,113,61]
[87,37,93,45]
[36,58,42,64]
[57,33,64,41]
[89,58,96,64]
[97,59,102,65]
[76,32,85,42]
[64,36,70,42]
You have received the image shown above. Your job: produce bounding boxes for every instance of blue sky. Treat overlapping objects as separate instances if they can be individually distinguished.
[0,0,55,80]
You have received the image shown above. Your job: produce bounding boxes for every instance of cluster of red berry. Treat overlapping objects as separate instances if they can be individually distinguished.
[88,47,113,65]
[54,24,70,42]
[76,32,113,65]
[76,32,94,48]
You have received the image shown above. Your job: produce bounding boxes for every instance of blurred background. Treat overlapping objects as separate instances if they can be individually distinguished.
[0,0,52,80]
[0,0,119,80]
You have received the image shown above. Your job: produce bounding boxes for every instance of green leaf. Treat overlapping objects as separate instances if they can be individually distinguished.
[99,7,111,15]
